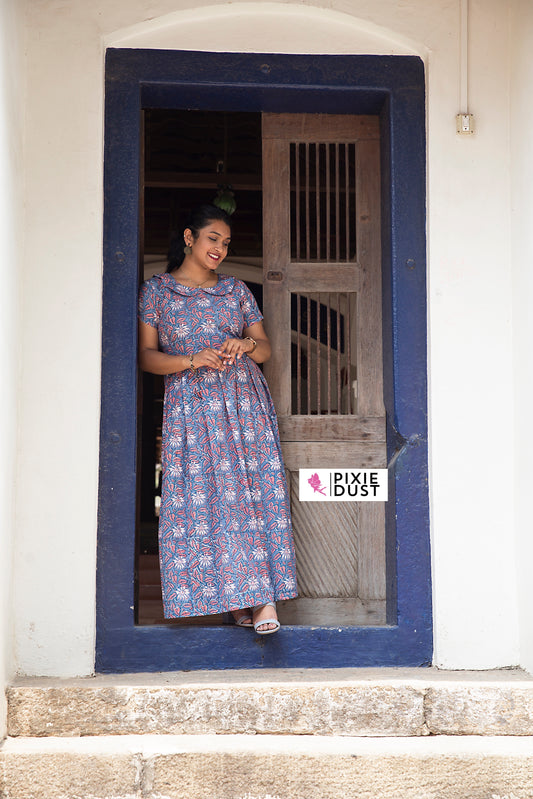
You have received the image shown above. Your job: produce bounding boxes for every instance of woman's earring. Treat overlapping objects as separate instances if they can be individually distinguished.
[184,244,192,255]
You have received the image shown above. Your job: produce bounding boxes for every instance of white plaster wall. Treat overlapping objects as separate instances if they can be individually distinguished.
[106,2,422,54]
[13,1,105,677]
[511,0,533,675]
[427,0,519,668]
[0,0,24,728]
[13,0,524,674]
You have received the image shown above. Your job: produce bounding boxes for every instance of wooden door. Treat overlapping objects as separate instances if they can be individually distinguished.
[262,114,386,625]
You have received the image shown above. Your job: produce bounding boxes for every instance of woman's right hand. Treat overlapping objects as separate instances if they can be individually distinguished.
[190,347,226,371]
[139,322,226,374]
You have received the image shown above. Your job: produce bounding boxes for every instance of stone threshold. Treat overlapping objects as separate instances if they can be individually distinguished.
[7,667,533,738]
[2,734,533,799]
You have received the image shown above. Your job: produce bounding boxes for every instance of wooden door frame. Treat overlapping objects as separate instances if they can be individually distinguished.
[97,49,431,671]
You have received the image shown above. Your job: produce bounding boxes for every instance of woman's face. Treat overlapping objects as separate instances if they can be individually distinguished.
[186,220,231,272]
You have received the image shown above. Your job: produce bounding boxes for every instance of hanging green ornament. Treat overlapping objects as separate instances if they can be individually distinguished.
[213,184,237,215]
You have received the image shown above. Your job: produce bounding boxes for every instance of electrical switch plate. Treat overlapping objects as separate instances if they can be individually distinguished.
[456,113,475,134]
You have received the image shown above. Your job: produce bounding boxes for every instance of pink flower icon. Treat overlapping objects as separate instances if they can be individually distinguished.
[308,472,326,495]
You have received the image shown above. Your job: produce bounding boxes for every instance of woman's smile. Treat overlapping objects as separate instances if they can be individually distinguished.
[188,223,231,272]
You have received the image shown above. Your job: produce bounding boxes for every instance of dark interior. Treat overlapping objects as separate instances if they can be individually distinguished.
[137,110,264,625]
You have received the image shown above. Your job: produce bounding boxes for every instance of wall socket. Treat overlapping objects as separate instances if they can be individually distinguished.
[456,113,475,134]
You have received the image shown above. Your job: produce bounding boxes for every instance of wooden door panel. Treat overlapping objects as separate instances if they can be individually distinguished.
[277,415,385,441]
[262,113,386,626]
[280,442,386,470]
[287,264,361,292]
[277,597,386,626]
[288,470,360,598]
[263,113,380,141]
[280,470,386,625]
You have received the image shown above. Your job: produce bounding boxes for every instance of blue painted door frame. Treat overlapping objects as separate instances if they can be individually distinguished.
[97,49,431,671]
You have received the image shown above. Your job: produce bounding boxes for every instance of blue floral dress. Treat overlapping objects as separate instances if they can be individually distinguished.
[138,272,298,618]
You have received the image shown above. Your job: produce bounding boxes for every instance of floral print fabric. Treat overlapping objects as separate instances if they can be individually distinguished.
[138,272,298,618]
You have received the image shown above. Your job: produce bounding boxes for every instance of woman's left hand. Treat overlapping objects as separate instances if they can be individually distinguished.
[217,337,255,366]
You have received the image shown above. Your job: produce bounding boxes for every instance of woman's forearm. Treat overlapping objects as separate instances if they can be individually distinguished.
[139,337,271,374]
[139,348,190,375]
[247,338,271,364]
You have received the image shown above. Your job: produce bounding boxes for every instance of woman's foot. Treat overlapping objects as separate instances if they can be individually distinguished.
[232,608,253,627]
[253,603,280,634]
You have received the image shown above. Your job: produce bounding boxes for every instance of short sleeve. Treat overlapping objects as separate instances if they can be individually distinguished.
[237,280,263,328]
[138,279,160,328]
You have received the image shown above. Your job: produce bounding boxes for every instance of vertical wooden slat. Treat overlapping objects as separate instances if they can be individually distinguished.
[352,143,357,261]
[315,144,321,261]
[354,136,386,603]
[355,138,384,416]
[345,145,350,262]
[335,143,340,262]
[326,144,331,262]
[262,130,291,415]
[340,293,344,414]
[358,503,386,600]
[336,293,342,412]
[316,292,321,414]
[346,293,352,414]
[296,294,301,414]
[305,143,310,261]
[326,292,332,414]
[295,144,301,260]
[307,294,312,414]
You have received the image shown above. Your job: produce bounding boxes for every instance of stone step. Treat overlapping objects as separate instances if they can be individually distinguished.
[2,733,533,798]
[7,668,533,738]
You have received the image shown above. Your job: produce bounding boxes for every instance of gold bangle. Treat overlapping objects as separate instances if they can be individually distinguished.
[245,336,257,353]
[189,353,196,372]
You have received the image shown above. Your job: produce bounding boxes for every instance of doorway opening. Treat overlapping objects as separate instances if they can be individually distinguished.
[98,49,431,671]
[137,109,264,625]
[137,108,387,629]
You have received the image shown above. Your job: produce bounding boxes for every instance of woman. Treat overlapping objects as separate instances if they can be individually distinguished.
[138,205,297,634]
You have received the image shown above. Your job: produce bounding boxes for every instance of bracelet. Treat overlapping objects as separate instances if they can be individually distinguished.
[189,353,196,372]
[244,336,257,353]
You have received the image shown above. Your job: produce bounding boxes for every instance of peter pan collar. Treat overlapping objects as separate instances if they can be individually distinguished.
[157,272,235,296]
